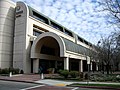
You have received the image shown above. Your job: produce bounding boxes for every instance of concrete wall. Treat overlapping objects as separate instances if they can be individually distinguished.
[13,1,30,73]
[0,0,15,68]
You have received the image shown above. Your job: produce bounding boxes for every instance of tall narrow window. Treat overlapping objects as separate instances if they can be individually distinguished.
[64,29,73,37]
[84,40,89,45]
[78,36,83,42]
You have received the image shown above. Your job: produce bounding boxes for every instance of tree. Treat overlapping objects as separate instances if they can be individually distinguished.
[97,31,120,74]
[96,0,120,73]
[111,31,120,71]
[101,0,120,28]
[97,36,114,74]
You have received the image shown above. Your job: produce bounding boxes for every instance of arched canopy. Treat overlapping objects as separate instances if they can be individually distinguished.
[31,32,66,58]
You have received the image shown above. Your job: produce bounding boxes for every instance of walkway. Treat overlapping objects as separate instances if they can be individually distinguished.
[0,74,42,83]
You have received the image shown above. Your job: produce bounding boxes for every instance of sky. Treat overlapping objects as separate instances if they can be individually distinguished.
[12,0,117,44]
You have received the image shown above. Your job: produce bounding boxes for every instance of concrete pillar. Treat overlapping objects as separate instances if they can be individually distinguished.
[79,60,83,72]
[33,58,39,73]
[90,62,93,71]
[64,57,69,70]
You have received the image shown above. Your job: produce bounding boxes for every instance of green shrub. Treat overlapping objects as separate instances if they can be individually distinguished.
[13,68,20,74]
[69,71,79,78]
[104,75,114,81]
[0,68,20,75]
[79,72,84,78]
[47,68,55,74]
[89,74,120,82]
[9,68,14,73]
[58,69,62,74]
[0,68,2,74]
[2,68,9,74]
[20,70,24,74]
[8,68,20,74]
[59,70,69,78]
[116,75,120,82]
[84,73,88,79]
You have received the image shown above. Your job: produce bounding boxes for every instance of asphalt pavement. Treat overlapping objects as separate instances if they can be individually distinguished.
[0,80,106,90]
[0,80,39,90]
[0,80,75,90]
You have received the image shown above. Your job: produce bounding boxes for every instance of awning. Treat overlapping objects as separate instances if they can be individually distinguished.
[62,37,92,56]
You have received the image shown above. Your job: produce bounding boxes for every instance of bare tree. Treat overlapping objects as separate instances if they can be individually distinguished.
[97,31,120,74]
[97,35,115,74]
[111,31,120,71]
[101,0,120,28]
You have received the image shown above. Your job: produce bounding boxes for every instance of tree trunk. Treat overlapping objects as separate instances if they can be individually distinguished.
[116,63,119,71]
[106,64,109,74]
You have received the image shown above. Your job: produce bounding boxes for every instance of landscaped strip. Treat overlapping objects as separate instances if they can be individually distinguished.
[68,83,120,89]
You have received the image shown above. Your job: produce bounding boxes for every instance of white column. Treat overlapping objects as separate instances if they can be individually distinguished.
[79,60,83,72]
[33,58,39,73]
[64,57,69,70]
[90,62,93,71]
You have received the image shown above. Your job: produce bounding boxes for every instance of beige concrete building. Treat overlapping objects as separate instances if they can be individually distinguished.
[0,0,97,73]
[0,0,15,68]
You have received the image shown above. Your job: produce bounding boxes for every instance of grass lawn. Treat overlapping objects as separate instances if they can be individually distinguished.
[68,83,120,89]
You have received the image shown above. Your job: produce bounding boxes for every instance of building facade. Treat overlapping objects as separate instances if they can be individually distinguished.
[0,0,97,73]
[0,0,15,69]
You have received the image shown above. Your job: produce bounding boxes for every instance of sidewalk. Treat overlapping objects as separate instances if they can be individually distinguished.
[0,74,59,84]
[0,74,41,83]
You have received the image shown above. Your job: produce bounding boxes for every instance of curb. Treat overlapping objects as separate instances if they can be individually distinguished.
[68,85,120,90]
[80,86,120,90]
[79,86,120,90]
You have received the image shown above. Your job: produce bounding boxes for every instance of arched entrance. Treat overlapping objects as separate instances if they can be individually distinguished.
[40,36,60,56]
[38,36,63,73]
[31,32,65,73]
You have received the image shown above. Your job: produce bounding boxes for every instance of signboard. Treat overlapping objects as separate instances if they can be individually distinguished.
[16,6,23,18]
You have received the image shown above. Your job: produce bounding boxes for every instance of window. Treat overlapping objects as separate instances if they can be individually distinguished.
[33,29,42,37]
[89,44,92,47]
[33,11,48,24]
[50,21,63,32]
[78,36,83,42]
[84,40,89,45]
[41,45,55,55]
[64,29,73,37]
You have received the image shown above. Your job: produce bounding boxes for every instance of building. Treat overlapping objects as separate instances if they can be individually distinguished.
[0,0,97,73]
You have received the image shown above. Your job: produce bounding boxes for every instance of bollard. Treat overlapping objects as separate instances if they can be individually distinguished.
[41,73,44,79]
[9,72,12,77]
